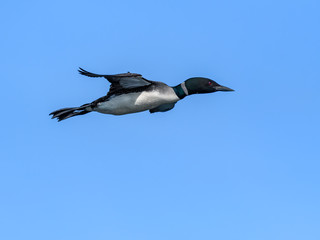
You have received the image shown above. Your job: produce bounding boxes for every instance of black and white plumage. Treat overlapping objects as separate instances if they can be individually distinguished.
[50,68,234,121]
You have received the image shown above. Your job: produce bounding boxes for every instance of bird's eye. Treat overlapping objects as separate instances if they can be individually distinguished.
[208,81,212,85]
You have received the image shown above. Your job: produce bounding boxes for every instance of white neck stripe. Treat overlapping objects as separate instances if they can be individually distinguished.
[181,82,189,96]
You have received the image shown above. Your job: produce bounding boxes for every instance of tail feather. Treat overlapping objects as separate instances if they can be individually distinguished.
[50,104,91,121]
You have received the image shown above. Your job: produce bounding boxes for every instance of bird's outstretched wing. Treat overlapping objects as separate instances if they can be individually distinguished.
[78,68,152,91]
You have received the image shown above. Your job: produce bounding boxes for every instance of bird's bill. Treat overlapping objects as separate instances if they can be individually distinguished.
[215,85,234,91]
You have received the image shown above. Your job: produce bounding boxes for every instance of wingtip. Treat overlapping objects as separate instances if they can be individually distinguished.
[78,67,85,74]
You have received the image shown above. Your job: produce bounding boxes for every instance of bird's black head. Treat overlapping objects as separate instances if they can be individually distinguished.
[185,77,234,95]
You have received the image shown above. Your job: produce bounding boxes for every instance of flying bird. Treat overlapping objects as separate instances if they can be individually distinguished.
[50,68,234,121]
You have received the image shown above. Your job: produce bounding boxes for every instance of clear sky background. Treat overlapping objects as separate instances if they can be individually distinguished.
[1,0,319,239]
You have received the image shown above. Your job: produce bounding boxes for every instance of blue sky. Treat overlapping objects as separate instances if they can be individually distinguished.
[1,0,320,239]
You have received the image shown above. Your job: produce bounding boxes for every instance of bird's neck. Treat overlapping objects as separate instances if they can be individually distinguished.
[173,82,189,99]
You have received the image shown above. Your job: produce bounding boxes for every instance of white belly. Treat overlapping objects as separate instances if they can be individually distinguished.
[95,89,179,115]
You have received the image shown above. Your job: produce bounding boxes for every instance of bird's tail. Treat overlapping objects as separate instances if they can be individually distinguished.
[50,104,92,121]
